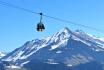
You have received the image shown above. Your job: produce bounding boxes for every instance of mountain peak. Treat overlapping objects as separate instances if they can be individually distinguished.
[51,27,71,40]
[0,51,6,59]
[60,27,70,33]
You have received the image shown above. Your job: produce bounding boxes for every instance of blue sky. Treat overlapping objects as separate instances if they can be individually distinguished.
[0,0,104,52]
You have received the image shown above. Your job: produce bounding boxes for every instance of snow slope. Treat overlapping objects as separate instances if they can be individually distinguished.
[0,51,6,59]
[0,61,27,70]
[2,27,104,70]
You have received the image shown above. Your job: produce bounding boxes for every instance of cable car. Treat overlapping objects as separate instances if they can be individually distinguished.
[37,22,45,31]
[36,13,45,32]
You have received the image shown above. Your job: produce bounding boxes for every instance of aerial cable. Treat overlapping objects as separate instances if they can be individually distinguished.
[0,0,39,14]
[43,14,104,33]
[0,0,104,33]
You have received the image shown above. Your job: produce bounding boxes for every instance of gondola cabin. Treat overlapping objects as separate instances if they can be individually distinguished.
[37,22,45,31]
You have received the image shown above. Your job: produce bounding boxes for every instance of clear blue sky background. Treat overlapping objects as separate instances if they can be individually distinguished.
[0,0,104,52]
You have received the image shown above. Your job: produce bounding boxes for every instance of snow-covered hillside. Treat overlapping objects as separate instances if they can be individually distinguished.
[0,51,6,59]
[1,27,104,70]
[0,61,27,70]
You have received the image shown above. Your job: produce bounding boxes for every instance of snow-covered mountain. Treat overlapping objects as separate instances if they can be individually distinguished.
[0,61,27,70]
[0,51,6,59]
[1,27,104,70]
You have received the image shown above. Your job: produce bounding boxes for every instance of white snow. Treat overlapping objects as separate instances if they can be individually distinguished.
[46,62,59,64]
[20,44,47,59]
[20,61,30,66]
[5,51,24,61]
[67,64,73,67]
[95,49,99,51]
[49,28,70,43]
[50,39,68,50]
[6,65,21,69]
[56,50,62,53]
[13,51,24,61]
[45,59,59,64]
[0,51,5,58]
